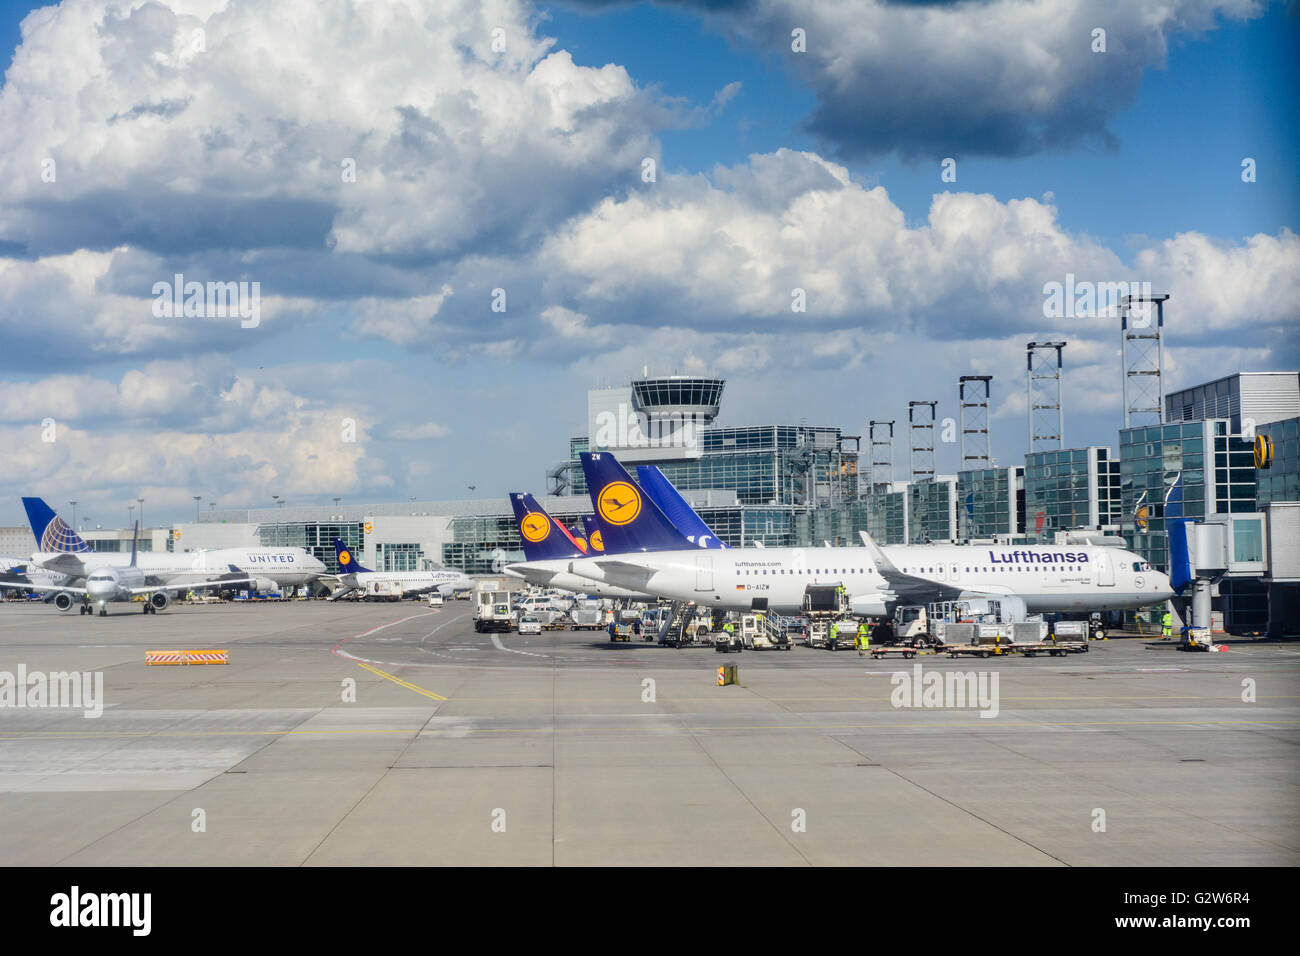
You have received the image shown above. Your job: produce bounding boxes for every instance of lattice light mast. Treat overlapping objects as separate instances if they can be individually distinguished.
[868,420,895,492]
[958,375,992,470]
[1121,293,1169,428]
[908,401,938,480]
[1027,341,1066,453]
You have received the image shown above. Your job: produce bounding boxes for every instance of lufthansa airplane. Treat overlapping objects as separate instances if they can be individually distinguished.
[558,452,1173,616]
[327,539,472,601]
[505,493,657,600]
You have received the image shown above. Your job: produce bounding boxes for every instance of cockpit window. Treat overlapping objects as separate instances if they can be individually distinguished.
[1132,561,1151,572]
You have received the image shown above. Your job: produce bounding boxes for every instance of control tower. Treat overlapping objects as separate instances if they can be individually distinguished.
[586,375,724,464]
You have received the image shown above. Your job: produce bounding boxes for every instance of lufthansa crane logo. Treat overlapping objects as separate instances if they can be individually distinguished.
[520,512,551,542]
[590,529,604,551]
[597,481,641,526]
[339,549,352,565]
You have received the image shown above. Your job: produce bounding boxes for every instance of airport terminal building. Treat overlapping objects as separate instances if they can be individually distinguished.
[8,371,1294,633]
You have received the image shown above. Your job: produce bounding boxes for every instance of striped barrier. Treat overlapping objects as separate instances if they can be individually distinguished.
[145,650,185,666]
[145,649,230,665]
[716,665,738,687]
[185,649,230,665]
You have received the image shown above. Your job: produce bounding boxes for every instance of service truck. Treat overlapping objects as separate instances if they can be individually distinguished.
[473,589,516,633]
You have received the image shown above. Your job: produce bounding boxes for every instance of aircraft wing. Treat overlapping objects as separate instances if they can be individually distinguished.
[32,553,88,577]
[586,558,662,591]
[127,575,259,596]
[855,530,973,604]
[0,581,88,596]
[856,531,1026,606]
[392,582,442,598]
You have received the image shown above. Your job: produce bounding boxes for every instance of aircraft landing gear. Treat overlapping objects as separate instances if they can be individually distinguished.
[98,608,107,617]
[79,605,89,615]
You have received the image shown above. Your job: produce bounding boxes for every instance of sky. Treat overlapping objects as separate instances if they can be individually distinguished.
[0,0,1296,529]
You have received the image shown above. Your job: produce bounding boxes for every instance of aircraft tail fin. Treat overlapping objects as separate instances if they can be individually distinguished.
[22,497,92,553]
[636,464,725,548]
[333,537,371,574]
[579,452,687,553]
[581,515,605,552]
[508,493,585,561]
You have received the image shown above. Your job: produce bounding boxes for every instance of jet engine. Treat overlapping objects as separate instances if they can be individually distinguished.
[149,591,171,611]
[53,592,74,611]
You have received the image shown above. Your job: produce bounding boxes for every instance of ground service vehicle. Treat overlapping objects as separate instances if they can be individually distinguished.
[474,589,516,633]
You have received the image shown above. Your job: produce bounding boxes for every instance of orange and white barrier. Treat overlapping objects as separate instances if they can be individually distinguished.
[185,649,230,665]
[146,649,230,666]
[145,650,185,666]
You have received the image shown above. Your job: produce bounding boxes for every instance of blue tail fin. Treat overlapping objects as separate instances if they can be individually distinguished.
[581,515,605,552]
[334,538,371,573]
[636,464,726,549]
[508,493,586,560]
[22,497,91,553]
[1167,520,1191,595]
[579,452,688,553]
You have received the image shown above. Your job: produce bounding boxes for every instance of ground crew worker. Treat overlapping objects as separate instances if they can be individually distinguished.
[829,620,839,649]
[1161,609,1173,640]
[856,619,871,656]
[607,619,617,641]
[722,620,735,648]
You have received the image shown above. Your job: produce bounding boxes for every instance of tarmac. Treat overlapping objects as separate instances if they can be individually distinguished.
[0,598,1296,866]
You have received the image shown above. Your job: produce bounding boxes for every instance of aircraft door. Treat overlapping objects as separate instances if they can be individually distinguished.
[1096,551,1115,587]
[695,554,713,592]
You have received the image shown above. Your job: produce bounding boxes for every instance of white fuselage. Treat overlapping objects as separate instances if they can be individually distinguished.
[340,569,472,595]
[31,548,326,587]
[555,543,1173,615]
[83,565,148,608]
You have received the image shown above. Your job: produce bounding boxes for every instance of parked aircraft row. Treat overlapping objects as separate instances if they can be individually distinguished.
[1,497,470,615]
[505,453,1175,618]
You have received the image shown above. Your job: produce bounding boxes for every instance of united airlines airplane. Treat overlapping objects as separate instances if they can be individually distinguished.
[556,452,1173,616]
[22,497,326,588]
[0,523,256,616]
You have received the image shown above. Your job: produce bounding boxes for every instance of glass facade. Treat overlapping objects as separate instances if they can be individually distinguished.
[1119,420,1256,570]
[1023,447,1119,542]
[907,480,957,543]
[377,542,423,571]
[864,491,908,545]
[631,377,724,411]
[956,467,1023,538]
[564,424,859,506]
[1255,416,1300,505]
[259,521,363,573]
